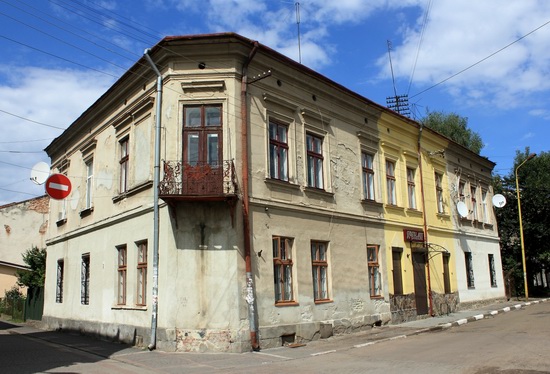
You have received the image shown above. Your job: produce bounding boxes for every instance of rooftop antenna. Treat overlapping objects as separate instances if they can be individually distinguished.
[386,40,411,117]
[296,2,302,63]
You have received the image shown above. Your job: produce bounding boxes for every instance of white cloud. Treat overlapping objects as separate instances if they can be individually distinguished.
[0,66,113,205]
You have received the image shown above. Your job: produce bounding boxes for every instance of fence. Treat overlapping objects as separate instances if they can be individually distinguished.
[0,295,25,322]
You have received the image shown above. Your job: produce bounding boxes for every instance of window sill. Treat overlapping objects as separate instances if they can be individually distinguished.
[304,187,334,199]
[275,301,299,307]
[79,207,94,218]
[436,212,451,219]
[113,180,153,203]
[56,218,67,227]
[385,204,405,213]
[370,295,384,300]
[314,299,333,305]
[407,208,423,217]
[111,305,148,311]
[361,199,383,208]
[264,178,301,191]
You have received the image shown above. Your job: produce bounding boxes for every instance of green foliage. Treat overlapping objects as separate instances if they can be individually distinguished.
[494,149,550,296]
[16,246,47,289]
[421,110,484,154]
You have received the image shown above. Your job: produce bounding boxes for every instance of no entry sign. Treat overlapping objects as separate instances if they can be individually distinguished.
[45,174,72,200]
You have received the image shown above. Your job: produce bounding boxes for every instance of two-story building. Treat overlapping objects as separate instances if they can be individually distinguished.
[41,33,505,353]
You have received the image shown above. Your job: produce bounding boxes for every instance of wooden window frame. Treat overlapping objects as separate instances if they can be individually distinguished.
[367,245,382,298]
[269,120,289,181]
[306,133,324,189]
[85,159,93,209]
[311,241,330,302]
[407,167,416,209]
[362,152,375,201]
[386,160,397,205]
[435,172,444,213]
[117,245,127,305]
[119,137,129,193]
[273,236,294,304]
[137,241,148,306]
[443,254,451,294]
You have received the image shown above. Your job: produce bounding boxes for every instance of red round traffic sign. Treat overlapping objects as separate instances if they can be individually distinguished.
[45,174,72,200]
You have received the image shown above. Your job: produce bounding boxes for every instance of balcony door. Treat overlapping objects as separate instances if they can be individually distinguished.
[183,105,223,195]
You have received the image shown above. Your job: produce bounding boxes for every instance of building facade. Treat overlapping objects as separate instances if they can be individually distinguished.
[0,196,49,296]
[41,33,505,353]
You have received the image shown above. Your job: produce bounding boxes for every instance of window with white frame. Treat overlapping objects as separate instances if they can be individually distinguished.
[386,160,397,205]
[119,137,129,193]
[407,167,417,209]
[269,120,289,181]
[117,245,127,305]
[56,259,64,303]
[362,152,375,200]
[435,172,444,213]
[471,185,478,221]
[85,159,93,209]
[273,236,294,304]
[137,241,148,306]
[311,241,329,301]
[367,245,382,297]
[481,189,489,223]
[306,133,324,189]
[81,253,90,305]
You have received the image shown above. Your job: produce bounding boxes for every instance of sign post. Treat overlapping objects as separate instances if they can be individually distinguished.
[45,174,72,200]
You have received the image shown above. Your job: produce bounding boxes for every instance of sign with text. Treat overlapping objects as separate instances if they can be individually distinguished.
[403,229,425,243]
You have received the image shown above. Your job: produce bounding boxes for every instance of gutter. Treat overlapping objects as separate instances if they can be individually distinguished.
[417,123,434,317]
[143,49,163,350]
[241,41,261,351]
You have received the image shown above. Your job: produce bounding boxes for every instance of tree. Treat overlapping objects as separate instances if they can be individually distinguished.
[16,247,47,289]
[420,110,484,154]
[494,149,550,297]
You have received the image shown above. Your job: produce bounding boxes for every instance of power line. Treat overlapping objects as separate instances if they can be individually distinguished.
[410,18,550,99]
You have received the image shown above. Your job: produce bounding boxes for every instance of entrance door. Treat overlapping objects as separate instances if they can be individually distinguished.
[412,252,429,315]
[182,105,222,195]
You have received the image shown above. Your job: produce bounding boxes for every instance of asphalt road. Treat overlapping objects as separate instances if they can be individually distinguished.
[1,300,549,373]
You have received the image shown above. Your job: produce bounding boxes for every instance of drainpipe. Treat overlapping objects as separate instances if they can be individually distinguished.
[241,41,260,351]
[144,49,162,350]
[417,123,434,316]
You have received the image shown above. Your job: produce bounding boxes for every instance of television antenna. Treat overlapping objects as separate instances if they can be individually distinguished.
[456,201,468,218]
[30,161,50,185]
[492,194,507,208]
[296,2,302,64]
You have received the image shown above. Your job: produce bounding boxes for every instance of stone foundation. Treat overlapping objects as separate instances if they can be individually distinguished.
[390,293,417,323]
[431,291,459,316]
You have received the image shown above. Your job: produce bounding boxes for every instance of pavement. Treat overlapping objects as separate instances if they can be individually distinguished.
[2,297,549,373]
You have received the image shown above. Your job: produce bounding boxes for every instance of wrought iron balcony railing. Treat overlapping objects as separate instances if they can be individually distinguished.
[159,160,238,199]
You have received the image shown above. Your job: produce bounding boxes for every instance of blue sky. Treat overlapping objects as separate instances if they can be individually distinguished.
[1,0,549,205]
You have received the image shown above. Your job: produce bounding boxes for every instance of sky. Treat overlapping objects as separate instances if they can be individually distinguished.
[0,0,549,205]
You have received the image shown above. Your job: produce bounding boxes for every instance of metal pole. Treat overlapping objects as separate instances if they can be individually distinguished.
[144,49,162,350]
[515,153,535,301]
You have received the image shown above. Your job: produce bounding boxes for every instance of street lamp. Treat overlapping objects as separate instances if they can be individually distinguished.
[515,152,536,300]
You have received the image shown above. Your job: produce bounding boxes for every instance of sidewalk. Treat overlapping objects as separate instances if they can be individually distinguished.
[3,298,548,373]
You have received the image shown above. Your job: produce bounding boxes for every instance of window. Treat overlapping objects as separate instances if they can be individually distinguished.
[386,160,397,205]
[56,259,64,303]
[81,253,90,305]
[362,152,375,200]
[367,245,381,297]
[471,186,478,221]
[119,137,129,193]
[465,252,475,289]
[481,189,489,223]
[435,172,444,213]
[137,241,148,305]
[85,159,93,209]
[311,241,329,301]
[443,254,451,294]
[391,248,403,296]
[458,181,465,201]
[306,133,324,189]
[407,167,417,209]
[273,236,294,303]
[117,245,127,305]
[269,120,289,181]
[489,254,497,287]
[183,105,222,167]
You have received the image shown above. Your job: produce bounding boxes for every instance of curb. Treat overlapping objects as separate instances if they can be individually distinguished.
[352,298,548,350]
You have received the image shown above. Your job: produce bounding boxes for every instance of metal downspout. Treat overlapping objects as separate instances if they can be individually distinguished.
[144,49,163,350]
[241,41,260,351]
[417,123,434,316]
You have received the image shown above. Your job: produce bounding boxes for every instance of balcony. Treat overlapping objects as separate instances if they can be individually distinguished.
[159,160,238,202]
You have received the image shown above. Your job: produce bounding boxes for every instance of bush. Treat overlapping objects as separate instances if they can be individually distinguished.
[0,286,26,321]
